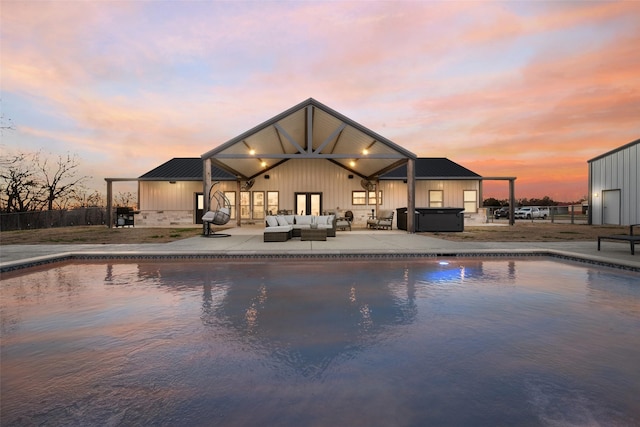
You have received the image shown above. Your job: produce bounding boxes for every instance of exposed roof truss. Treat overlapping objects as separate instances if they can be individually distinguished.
[202,98,416,180]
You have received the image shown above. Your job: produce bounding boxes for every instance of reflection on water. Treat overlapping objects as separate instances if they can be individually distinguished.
[201,261,419,377]
[1,258,639,426]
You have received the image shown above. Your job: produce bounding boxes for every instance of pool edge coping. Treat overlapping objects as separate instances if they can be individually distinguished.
[2,249,639,274]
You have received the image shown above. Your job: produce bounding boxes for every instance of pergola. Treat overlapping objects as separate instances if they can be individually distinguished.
[201,98,419,232]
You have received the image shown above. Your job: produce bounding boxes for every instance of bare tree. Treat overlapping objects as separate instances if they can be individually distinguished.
[0,152,42,212]
[71,188,105,208]
[114,191,136,209]
[35,151,90,211]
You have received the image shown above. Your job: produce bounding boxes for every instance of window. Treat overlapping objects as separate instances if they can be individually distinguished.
[224,191,236,219]
[463,190,477,213]
[352,191,366,205]
[429,190,443,207]
[267,191,279,216]
[240,191,251,220]
[368,191,382,205]
[252,191,265,219]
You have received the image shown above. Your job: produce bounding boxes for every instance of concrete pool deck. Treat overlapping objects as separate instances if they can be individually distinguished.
[1,226,639,272]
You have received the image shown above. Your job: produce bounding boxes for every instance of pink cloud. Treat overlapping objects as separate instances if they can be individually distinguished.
[2,1,638,203]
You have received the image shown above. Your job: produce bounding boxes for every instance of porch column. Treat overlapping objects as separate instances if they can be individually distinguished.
[203,158,213,211]
[587,162,593,225]
[509,178,516,226]
[236,180,242,227]
[375,179,380,217]
[106,179,113,228]
[407,158,416,233]
[203,158,212,234]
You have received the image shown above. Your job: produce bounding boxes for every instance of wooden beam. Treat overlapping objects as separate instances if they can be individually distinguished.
[509,178,515,226]
[106,179,113,228]
[274,123,306,154]
[203,158,212,234]
[306,105,313,153]
[314,123,346,154]
[407,158,416,233]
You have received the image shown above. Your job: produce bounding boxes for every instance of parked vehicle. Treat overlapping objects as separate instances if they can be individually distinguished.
[514,207,549,220]
[494,207,510,219]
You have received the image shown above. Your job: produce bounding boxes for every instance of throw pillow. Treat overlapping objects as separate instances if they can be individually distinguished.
[266,216,279,227]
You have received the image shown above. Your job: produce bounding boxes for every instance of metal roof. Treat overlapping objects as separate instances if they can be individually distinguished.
[380,158,481,179]
[139,157,235,181]
[140,157,480,182]
[202,98,416,180]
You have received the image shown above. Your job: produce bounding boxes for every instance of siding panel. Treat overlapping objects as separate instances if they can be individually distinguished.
[139,158,482,226]
[589,140,639,225]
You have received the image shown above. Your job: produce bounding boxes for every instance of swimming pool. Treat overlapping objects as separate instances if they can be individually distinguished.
[1,258,639,426]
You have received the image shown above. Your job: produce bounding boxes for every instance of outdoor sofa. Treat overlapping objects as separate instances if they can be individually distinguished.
[264,214,336,242]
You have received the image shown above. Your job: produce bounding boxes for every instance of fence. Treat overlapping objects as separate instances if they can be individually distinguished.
[0,207,108,231]
[485,205,588,224]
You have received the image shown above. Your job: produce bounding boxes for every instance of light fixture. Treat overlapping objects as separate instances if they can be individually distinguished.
[261,161,267,167]
[350,160,356,167]
[593,192,599,198]
[363,140,376,155]
[249,149,256,155]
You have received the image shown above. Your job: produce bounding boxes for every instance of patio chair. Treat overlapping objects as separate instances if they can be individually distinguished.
[203,182,231,237]
[367,209,394,230]
[336,210,353,231]
[376,210,394,230]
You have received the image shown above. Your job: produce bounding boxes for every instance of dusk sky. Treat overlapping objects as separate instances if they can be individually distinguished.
[2,1,639,201]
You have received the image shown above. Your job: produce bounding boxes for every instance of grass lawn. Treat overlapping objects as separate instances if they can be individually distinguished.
[0,226,204,245]
[0,222,630,245]
[425,222,628,242]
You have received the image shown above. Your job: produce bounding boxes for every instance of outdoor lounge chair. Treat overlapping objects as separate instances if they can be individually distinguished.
[336,210,353,231]
[597,224,640,255]
[367,210,394,230]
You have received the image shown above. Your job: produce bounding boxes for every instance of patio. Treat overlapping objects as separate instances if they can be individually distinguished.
[2,225,639,272]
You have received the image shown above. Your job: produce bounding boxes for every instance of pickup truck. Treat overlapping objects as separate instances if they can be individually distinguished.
[514,207,549,220]
[493,207,510,219]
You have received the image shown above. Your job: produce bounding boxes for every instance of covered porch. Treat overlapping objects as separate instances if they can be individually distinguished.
[201,98,419,232]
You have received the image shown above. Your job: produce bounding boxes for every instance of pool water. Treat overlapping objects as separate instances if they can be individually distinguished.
[1,258,639,426]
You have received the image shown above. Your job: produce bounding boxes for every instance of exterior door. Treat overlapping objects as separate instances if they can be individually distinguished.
[602,189,621,225]
[295,192,322,216]
[195,193,204,224]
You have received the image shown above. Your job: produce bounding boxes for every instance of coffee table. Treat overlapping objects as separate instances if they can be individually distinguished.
[300,228,327,241]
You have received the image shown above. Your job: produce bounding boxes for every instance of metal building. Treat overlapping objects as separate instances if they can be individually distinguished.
[588,139,640,225]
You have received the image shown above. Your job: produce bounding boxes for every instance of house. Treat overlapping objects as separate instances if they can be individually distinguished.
[588,138,640,225]
[134,156,486,228]
[107,98,516,230]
